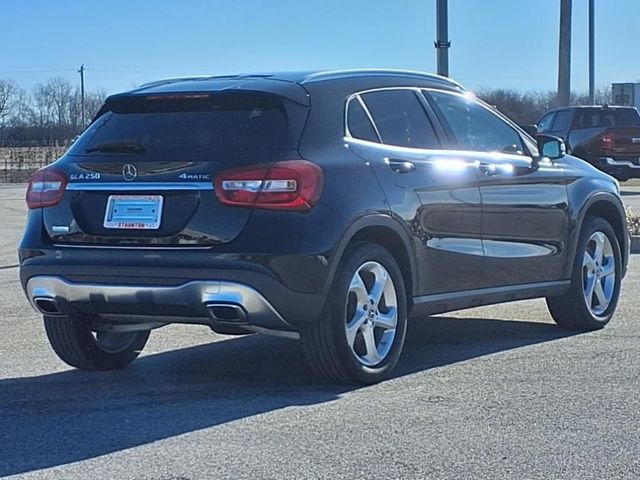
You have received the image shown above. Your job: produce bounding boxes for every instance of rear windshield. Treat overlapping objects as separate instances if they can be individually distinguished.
[574,108,640,129]
[69,92,289,161]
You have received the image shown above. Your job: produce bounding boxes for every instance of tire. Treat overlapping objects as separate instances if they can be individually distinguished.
[301,242,408,385]
[44,315,150,371]
[546,216,622,331]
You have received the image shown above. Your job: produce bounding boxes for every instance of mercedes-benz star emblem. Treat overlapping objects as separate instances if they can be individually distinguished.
[122,164,138,181]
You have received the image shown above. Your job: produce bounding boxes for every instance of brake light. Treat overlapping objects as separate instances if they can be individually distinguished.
[214,160,324,211]
[26,168,68,209]
[601,132,615,154]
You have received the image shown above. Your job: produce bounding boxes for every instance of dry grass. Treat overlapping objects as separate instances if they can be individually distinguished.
[0,146,66,182]
[626,207,640,236]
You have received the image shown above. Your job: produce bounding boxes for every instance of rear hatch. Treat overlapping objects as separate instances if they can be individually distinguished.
[577,107,640,161]
[42,89,309,246]
[607,127,640,159]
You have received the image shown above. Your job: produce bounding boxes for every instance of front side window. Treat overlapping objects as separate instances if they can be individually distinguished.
[360,89,439,149]
[427,90,525,155]
[537,113,556,133]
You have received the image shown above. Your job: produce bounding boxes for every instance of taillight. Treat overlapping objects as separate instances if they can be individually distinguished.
[26,168,68,209]
[214,160,324,211]
[601,132,615,154]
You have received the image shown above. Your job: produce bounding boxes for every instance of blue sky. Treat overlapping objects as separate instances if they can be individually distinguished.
[2,0,639,95]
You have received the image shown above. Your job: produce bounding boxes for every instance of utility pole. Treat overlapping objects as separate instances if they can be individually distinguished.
[588,0,595,104]
[78,64,85,129]
[435,0,450,77]
[557,0,572,106]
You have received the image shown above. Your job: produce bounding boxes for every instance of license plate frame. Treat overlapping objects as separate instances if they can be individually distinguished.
[103,195,164,230]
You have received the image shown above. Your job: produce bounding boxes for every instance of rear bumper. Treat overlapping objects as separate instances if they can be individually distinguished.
[598,157,640,179]
[25,275,294,332]
[19,252,328,330]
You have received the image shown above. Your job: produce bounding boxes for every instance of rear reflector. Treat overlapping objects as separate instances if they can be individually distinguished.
[214,160,324,211]
[26,168,68,209]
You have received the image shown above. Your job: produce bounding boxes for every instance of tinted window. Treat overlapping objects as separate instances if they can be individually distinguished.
[551,110,573,131]
[537,113,556,132]
[70,93,289,162]
[347,98,379,142]
[361,90,439,149]
[574,108,640,129]
[428,91,525,154]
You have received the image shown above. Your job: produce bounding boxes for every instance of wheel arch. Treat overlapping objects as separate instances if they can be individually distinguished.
[569,192,629,278]
[324,215,418,302]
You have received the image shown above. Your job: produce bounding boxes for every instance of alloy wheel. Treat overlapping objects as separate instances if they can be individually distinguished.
[582,231,616,316]
[345,261,398,367]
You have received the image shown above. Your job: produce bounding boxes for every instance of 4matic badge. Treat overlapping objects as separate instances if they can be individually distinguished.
[179,173,210,180]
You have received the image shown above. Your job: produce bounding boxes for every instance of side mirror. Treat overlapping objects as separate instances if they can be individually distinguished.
[537,134,566,160]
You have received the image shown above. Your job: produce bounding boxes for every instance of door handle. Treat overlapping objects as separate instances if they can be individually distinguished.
[386,158,416,174]
[478,162,497,176]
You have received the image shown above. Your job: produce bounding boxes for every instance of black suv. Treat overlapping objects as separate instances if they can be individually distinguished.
[20,70,629,384]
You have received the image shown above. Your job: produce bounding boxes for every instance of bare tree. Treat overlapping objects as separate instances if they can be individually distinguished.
[0,79,20,123]
[84,89,107,122]
[478,87,613,125]
[48,77,73,127]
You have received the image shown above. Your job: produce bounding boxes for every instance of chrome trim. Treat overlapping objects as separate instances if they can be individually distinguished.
[52,243,213,250]
[413,280,571,306]
[66,182,214,191]
[344,94,381,142]
[601,157,640,169]
[356,95,381,141]
[26,276,292,329]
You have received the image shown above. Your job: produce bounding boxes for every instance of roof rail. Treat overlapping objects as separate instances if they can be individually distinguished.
[300,69,464,89]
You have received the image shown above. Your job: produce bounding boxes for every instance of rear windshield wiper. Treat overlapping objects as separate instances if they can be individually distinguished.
[86,141,146,154]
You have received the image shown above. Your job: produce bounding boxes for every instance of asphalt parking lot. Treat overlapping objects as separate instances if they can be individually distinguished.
[0,184,638,480]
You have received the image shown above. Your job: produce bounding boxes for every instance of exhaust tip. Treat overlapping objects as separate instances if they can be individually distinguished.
[207,304,247,323]
[34,297,63,315]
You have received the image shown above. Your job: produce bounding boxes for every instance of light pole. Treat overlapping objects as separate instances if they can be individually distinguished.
[435,0,450,77]
[557,0,572,106]
[588,0,595,104]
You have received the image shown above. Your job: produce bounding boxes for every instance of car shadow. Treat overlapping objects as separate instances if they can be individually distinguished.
[0,315,575,476]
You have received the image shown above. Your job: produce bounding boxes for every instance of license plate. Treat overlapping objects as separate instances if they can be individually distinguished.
[103,195,163,230]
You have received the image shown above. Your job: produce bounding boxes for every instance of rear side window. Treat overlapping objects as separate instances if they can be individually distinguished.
[537,113,556,133]
[551,110,573,131]
[346,98,379,142]
[427,90,525,155]
[70,93,290,162]
[360,90,439,149]
[574,108,640,129]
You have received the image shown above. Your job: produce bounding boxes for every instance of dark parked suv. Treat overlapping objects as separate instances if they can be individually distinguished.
[20,70,629,384]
